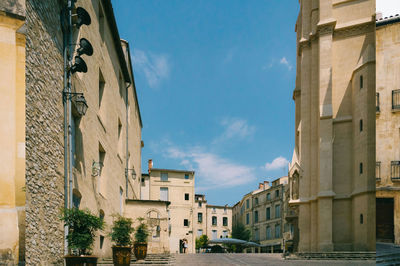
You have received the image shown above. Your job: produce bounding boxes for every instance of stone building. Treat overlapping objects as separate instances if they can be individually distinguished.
[232,177,288,253]
[193,194,232,244]
[26,0,142,264]
[142,160,196,254]
[376,15,400,245]
[288,0,376,252]
[0,0,25,264]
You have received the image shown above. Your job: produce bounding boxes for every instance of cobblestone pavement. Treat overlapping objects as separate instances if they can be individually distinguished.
[174,254,376,266]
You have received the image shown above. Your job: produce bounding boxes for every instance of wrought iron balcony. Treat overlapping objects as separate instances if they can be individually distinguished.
[391,161,400,181]
[392,90,400,110]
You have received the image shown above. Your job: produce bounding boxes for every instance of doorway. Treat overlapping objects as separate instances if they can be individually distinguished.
[376,198,394,242]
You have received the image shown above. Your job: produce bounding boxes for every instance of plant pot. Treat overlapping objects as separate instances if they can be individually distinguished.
[112,246,132,266]
[133,242,147,260]
[64,255,98,266]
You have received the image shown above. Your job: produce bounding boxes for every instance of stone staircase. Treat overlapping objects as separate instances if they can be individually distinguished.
[376,242,400,265]
[285,252,376,261]
[98,253,175,265]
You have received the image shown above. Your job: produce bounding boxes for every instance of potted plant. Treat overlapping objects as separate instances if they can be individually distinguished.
[60,208,105,266]
[133,217,150,260]
[109,214,134,266]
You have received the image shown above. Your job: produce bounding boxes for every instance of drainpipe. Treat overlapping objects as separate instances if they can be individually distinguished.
[67,0,73,211]
[125,81,131,198]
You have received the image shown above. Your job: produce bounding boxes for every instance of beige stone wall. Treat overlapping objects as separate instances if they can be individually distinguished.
[376,20,400,245]
[289,0,376,252]
[124,200,170,253]
[193,195,207,240]
[148,169,195,253]
[0,8,25,264]
[205,206,232,240]
[26,0,142,263]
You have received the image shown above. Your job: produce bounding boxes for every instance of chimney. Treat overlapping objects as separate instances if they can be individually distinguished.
[259,183,264,190]
[148,159,153,173]
[264,181,270,189]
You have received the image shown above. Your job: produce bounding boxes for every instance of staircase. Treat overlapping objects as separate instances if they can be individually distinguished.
[98,253,175,265]
[285,252,376,261]
[377,242,400,265]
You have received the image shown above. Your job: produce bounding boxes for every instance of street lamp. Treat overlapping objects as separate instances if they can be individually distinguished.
[63,92,88,117]
[126,168,136,180]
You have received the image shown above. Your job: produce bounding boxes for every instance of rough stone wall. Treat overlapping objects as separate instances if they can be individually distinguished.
[25,0,65,264]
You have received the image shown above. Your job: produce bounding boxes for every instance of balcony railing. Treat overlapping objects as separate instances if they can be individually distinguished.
[376,92,380,112]
[391,161,400,181]
[376,162,381,182]
[392,90,400,110]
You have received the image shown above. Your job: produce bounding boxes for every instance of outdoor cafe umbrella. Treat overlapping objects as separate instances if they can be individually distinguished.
[243,241,261,247]
[208,238,247,245]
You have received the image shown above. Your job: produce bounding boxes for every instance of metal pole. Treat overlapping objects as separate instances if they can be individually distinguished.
[67,0,74,210]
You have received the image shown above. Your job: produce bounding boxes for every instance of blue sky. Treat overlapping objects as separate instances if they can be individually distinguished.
[112,0,299,206]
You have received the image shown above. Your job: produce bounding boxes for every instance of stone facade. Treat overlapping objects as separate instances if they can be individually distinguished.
[193,195,232,245]
[289,0,376,252]
[26,0,142,264]
[143,165,196,254]
[232,177,288,253]
[376,16,400,245]
[0,1,25,264]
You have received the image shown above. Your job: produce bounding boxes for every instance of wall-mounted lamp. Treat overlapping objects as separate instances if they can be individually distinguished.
[125,168,136,180]
[92,161,103,177]
[72,7,91,28]
[63,92,88,117]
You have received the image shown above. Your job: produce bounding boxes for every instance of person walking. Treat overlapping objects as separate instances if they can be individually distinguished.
[183,239,188,253]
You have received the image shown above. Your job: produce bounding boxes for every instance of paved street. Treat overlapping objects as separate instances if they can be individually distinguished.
[174,254,375,266]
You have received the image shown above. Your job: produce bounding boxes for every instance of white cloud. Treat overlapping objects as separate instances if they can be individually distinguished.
[163,145,256,191]
[264,156,289,171]
[279,57,292,70]
[132,49,170,88]
[377,0,400,17]
[213,117,255,144]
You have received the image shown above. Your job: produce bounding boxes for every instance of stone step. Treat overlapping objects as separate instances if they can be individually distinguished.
[376,252,400,265]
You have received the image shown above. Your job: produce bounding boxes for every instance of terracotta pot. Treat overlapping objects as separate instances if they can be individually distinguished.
[133,242,147,260]
[64,255,98,266]
[112,246,132,266]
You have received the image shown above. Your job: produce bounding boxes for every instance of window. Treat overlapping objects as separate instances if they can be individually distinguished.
[198,212,203,223]
[212,216,217,226]
[360,163,363,174]
[266,226,272,240]
[118,119,122,154]
[360,214,364,224]
[197,229,203,237]
[184,219,189,227]
[275,190,279,198]
[267,193,271,201]
[198,201,202,207]
[275,205,281,218]
[359,119,363,132]
[119,187,123,214]
[70,115,78,167]
[246,213,249,225]
[100,235,104,249]
[99,70,105,108]
[254,228,260,241]
[222,230,228,238]
[275,224,281,238]
[254,211,259,223]
[266,207,271,220]
[391,161,400,180]
[185,193,189,201]
[184,174,189,179]
[161,172,168,181]
[376,161,381,181]
[223,217,228,226]
[246,199,250,209]
[393,89,400,109]
[360,75,363,89]
[160,187,168,201]
[212,230,217,240]
[376,92,380,112]
[255,197,259,205]
[98,2,105,41]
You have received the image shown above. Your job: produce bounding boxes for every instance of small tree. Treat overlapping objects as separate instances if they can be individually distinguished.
[109,214,134,247]
[134,217,150,243]
[231,223,251,253]
[195,235,209,251]
[60,208,105,255]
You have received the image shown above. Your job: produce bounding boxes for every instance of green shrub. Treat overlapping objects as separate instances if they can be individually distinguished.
[109,214,134,247]
[134,217,150,243]
[60,208,105,255]
[195,235,209,250]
